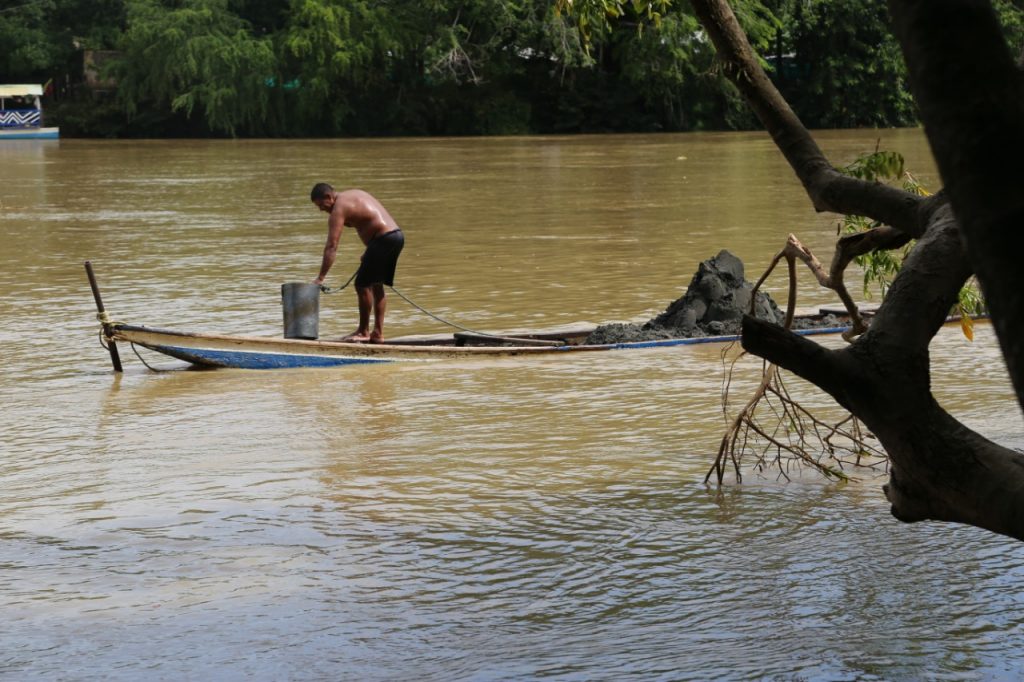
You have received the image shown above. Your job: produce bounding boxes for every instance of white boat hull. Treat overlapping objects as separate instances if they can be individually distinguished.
[0,126,59,139]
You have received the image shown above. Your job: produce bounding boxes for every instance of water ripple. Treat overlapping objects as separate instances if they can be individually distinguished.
[4,134,1024,681]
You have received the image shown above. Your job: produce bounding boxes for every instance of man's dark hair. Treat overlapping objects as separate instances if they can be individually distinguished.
[310,183,334,201]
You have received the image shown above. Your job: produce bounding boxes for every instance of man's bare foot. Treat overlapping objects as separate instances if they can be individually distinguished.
[368,332,384,344]
[341,332,371,343]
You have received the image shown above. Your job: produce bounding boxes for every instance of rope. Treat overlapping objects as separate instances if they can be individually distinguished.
[387,285,502,337]
[99,324,176,372]
[318,268,359,295]
[131,343,180,372]
[319,267,509,339]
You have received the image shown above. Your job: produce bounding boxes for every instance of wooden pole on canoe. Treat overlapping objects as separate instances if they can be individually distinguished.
[84,260,123,373]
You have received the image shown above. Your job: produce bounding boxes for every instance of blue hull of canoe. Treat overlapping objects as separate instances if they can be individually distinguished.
[153,344,396,369]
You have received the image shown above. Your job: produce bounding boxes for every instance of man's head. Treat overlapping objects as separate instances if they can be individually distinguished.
[310,182,335,212]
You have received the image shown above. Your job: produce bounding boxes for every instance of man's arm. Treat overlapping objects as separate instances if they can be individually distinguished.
[313,210,345,285]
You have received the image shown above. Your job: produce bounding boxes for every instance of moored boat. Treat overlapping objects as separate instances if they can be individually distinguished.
[84,257,859,371]
[102,315,855,370]
[0,84,59,139]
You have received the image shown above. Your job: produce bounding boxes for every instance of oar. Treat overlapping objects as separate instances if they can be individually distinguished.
[84,261,123,372]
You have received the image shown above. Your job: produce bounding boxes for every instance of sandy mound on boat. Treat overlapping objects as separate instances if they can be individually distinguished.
[585,250,787,344]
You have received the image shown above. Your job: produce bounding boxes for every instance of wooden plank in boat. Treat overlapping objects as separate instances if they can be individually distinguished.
[818,304,879,316]
[454,332,566,347]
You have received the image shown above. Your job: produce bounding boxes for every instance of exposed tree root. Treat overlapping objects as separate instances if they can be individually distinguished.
[706,235,888,485]
[708,348,888,484]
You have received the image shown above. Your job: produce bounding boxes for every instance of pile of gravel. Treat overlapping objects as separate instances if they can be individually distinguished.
[584,250,786,345]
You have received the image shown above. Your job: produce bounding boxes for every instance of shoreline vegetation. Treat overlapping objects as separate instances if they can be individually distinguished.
[15,1,1022,139]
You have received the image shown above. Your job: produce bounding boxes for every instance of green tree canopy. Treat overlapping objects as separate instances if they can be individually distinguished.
[114,0,275,135]
[10,0,1021,137]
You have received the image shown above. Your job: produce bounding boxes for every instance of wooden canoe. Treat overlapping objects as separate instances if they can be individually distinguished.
[106,312,856,370]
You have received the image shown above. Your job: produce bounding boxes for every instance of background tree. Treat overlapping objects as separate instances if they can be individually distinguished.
[6,0,954,136]
[774,0,916,128]
[0,0,63,81]
[113,0,276,136]
[0,0,125,87]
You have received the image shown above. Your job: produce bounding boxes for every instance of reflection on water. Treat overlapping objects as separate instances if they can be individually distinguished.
[2,132,1023,680]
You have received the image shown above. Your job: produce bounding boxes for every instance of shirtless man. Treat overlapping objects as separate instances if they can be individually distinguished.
[310,183,405,343]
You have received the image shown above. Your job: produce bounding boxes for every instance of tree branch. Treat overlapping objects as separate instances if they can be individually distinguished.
[749,234,869,338]
[740,315,847,399]
[862,203,971,350]
[690,0,928,235]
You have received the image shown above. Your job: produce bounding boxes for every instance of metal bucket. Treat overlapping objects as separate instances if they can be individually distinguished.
[281,282,320,340]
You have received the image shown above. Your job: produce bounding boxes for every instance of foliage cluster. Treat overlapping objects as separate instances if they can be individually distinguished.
[838,149,986,338]
[5,0,1023,137]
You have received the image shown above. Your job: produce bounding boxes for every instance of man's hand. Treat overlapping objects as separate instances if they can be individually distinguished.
[312,277,324,286]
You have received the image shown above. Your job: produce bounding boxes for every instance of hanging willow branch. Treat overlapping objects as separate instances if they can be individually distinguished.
[706,235,889,484]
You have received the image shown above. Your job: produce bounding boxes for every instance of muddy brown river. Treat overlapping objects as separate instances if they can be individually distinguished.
[2,131,1023,680]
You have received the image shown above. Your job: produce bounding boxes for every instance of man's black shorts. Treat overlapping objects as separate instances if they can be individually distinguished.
[356,229,404,288]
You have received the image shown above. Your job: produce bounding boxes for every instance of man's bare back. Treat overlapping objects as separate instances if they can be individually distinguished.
[315,188,399,245]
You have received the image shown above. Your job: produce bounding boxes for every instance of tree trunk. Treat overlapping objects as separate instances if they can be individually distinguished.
[886,0,1024,411]
[690,0,1024,539]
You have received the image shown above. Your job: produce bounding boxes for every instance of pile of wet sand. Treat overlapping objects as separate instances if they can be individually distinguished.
[585,250,792,345]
